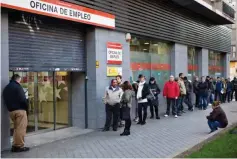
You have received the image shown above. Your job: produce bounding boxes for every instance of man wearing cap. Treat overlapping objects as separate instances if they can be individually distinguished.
[163,75,180,118]
[136,74,150,125]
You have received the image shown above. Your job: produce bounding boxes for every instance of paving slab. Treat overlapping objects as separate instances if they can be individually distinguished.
[2,102,237,158]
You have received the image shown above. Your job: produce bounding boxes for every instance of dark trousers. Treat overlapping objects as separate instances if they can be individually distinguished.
[124,108,131,131]
[215,91,222,102]
[184,93,193,110]
[166,98,177,115]
[104,103,120,130]
[149,98,159,117]
[232,90,237,101]
[195,93,199,107]
[226,91,232,102]
[199,94,207,109]
[138,102,148,123]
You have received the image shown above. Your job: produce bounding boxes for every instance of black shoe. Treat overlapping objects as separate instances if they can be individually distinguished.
[102,128,110,132]
[113,128,117,131]
[188,108,194,111]
[177,113,182,116]
[120,130,130,136]
[203,108,207,110]
[141,121,146,125]
[156,116,160,119]
[11,146,30,153]
[137,121,142,125]
[150,116,154,119]
[208,129,217,134]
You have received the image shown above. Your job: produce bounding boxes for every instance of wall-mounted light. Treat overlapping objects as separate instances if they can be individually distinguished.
[125,33,131,42]
[144,42,150,45]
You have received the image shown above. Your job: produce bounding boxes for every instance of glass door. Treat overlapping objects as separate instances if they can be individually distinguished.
[9,71,70,135]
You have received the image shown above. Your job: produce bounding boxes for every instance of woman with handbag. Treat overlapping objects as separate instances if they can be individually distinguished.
[148,77,161,119]
[120,81,134,136]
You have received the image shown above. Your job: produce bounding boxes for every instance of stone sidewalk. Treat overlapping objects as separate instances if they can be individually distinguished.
[2,102,237,158]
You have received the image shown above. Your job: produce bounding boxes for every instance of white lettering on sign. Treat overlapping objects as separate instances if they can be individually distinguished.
[1,0,115,29]
[107,42,123,65]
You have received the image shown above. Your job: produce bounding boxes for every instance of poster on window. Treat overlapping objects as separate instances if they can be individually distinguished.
[107,42,122,65]
[107,66,122,77]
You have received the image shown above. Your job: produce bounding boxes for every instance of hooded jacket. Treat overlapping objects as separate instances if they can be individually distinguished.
[193,80,199,94]
[184,80,192,94]
[198,81,208,95]
[232,78,237,90]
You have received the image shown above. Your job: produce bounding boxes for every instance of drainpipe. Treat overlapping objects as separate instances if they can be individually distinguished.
[85,75,88,129]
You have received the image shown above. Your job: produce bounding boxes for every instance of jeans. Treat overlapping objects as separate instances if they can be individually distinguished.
[104,103,120,130]
[166,98,177,115]
[184,93,193,110]
[215,91,222,102]
[207,120,221,131]
[177,95,185,113]
[209,93,214,104]
[138,102,148,123]
[194,93,199,107]
[226,91,232,102]
[199,94,207,109]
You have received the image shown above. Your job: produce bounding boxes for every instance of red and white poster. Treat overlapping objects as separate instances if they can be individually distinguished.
[107,42,122,65]
[1,0,115,29]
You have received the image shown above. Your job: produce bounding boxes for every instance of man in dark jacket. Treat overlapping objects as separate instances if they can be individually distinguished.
[183,77,193,111]
[136,74,150,125]
[2,74,29,152]
[232,77,237,101]
[193,76,199,108]
[148,77,161,119]
[206,101,228,133]
[226,78,232,103]
[198,76,208,110]
[215,77,223,102]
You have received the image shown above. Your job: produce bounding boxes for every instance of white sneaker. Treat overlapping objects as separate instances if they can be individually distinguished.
[174,115,178,118]
[164,114,169,117]
[208,103,212,106]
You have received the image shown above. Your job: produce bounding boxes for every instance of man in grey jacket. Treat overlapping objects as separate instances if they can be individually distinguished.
[103,79,123,131]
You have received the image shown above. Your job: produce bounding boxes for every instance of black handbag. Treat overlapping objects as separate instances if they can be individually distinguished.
[121,103,130,120]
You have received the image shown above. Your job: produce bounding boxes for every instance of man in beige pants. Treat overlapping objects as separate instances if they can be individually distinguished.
[3,74,29,152]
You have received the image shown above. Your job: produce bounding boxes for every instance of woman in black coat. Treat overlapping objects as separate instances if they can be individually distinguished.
[148,77,161,119]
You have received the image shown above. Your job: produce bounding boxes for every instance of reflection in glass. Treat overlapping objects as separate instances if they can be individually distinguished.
[188,46,199,80]
[208,51,224,78]
[130,36,172,88]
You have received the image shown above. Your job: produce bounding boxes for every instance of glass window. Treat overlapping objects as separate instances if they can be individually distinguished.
[232,45,236,58]
[130,36,172,87]
[208,51,224,78]
[187,46,199,80]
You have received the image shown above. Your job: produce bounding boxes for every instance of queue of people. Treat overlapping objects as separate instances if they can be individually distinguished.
[102,73,234,136]
[3,74,232,153]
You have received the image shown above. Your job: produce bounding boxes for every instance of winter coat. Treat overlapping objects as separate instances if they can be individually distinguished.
[207,106,228,128]
[3,80,28,112]
[178,79,186,96]
[163,81,180,98]
[149,83,161,97]
[184,80,192,94]
[198,81,208,96]
[193,80,199,94]
[137,81,150,103]
[232,79,237,90]
[104,86,123,106]
[121,90,133,108]
[215,81,223,92]
[226,81,232,92]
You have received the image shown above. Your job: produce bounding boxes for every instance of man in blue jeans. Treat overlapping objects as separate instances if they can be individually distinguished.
[206,101,228,133]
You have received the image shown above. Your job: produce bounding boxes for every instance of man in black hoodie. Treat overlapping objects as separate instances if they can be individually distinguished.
[183,77,193,111]
[3,74,29,152]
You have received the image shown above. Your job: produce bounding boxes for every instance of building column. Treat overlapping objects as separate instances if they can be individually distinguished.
[223,53,230,78]
[85,27,130,129]
[171,43,188,77]
[198,48,209,77]
[1,11,11,151]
